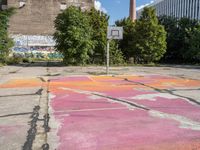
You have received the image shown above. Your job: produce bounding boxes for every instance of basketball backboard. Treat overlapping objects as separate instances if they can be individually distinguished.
[107,26,123,40]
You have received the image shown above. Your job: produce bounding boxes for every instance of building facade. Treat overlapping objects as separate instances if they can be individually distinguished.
[5,0,94,35]
[137,0,200,21]
[0,0,94,53]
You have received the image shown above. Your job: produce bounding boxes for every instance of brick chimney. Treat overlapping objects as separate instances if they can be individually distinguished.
[129,0,136,21]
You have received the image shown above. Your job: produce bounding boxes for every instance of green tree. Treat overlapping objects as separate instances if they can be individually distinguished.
[185,25,200,63]
[0,8,14,63]
[54,6,93,65]
[177,18,199,62]
[159,16,200,63]
[109,40,125,65]
[115,18,136,62]
[87,8,109,64]
[134,7,167,63]
[158,15,179,62]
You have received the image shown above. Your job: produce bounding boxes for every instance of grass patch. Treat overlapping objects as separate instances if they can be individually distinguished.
[6,57,22,65]
[31,58,63,62]
[87,72,106,75]
[0,63,4,67]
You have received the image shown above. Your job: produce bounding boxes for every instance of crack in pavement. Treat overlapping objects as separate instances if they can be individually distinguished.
[0,112,32,118]
[93,93,200,131]
[38,77,46,82]
[23,105,40,150]
[8,64,31,74]
[32,63,50,150]
[60,85,200,131]
[113,76,200,106]
[170,88,200,91]
[93,93,149,111]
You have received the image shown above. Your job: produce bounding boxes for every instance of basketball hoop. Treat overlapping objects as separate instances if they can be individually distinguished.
[106,26,123,75]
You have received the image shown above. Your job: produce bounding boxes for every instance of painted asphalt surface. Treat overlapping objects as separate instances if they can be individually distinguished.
[48,75,200,150]
[0,64,200,150]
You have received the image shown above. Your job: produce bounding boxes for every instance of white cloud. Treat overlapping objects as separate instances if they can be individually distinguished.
[136,0,155,11]
[94,0,107,13]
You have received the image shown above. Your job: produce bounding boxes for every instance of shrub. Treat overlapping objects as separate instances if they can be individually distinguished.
[54,6,93,65]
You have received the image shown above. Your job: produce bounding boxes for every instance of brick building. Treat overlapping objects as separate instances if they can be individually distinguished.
[4,0,94,35]
[1,0,94,48]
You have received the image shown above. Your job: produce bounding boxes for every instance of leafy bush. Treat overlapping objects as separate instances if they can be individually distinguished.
[134,7,167,63]
[109,40,125,65]
[115,18,136,61]
[54,6,126,65]
[54,6,93,65]
[22,58,32,63]
[0,8,15,64]
[115,7,167,64]
[6,57,22,65]
[158,15,200,64]
[87,8,109,64]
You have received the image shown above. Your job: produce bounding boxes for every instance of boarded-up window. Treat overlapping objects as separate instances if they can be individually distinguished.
[60,3,67,10]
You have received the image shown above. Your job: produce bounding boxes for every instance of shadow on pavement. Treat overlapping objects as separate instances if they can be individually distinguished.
[8,61,65,67]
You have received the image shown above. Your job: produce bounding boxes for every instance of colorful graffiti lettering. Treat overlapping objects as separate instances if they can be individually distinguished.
[11,47,63,59]
[10,34,62,59]
[11,34,55,46]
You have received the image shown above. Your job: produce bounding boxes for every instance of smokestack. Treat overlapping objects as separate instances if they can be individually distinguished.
[129,0,136,21]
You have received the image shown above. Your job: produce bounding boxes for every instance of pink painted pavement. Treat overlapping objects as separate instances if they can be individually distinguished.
[49,75,200,150]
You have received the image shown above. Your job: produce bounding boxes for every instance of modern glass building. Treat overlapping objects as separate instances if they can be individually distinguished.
[137,0,200,20]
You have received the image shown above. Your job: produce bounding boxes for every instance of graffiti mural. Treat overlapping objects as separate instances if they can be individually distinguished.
[11,34,55,47]
[10,34,62,59]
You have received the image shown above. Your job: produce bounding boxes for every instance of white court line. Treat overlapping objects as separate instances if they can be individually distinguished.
[57,107,126,113]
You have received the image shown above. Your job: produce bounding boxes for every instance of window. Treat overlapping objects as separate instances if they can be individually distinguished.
[60,3,67,10]
[19,0,26,8]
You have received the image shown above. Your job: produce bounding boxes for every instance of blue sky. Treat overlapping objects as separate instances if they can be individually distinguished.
[95,0,153,25]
